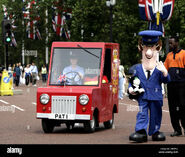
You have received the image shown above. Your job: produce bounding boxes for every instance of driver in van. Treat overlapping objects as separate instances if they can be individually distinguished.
[62,51,84,85]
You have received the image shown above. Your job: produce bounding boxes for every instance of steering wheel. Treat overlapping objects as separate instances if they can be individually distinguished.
[65,71,82,84]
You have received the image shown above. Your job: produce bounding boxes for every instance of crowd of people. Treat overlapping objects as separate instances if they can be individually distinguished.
[7,62,47,87]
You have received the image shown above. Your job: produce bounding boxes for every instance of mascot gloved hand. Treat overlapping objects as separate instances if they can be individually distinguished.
[156,61,168,77]
[128,30,171,143]
[128,76,145,100]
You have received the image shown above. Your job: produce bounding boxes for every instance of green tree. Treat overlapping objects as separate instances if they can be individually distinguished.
[164,0,185,49]
[71,0,109,42]
[0,0,9,65]
[113,0,147,71]
[0,0,76,68]
[1,0,185,72]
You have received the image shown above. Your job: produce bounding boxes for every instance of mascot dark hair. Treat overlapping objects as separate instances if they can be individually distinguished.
[128,30,171,143]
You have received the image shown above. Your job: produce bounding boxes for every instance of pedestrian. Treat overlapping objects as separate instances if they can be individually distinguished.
[8,64,12,74]
[14,63,21,86]
[41,64,47,85]
[29,64,32,84]
[8,64,13,84]
[0,64,4,82]
[118,60,126,100]
[19,62,23,77]
[30,62,38,86]
[128,30,170,143]
[164,36,185,137]
[12,64,16,84]
[12,64,15,71]
[24,64,31,86]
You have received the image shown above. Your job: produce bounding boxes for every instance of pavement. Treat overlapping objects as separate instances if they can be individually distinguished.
[0,81,185,145]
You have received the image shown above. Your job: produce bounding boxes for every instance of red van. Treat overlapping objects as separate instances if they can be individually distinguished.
[36,42,119,133]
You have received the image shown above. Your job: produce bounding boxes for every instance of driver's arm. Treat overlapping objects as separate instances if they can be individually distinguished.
[63,67,68,75]
[78,68,85,79]
[78,72,84,79]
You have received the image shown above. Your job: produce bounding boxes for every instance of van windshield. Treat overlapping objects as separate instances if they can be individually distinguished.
[49,48,102,86]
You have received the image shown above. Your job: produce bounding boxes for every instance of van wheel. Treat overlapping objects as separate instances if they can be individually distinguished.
[84,115,96,133]
[104,113,114,129]
[42,119,54,133]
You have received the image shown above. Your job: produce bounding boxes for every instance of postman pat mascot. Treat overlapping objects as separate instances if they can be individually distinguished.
[128,30,171,143]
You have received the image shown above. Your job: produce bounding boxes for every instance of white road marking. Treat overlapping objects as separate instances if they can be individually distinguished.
[11,105,25,111]
[32,102,36,105]
[0,99,9,104]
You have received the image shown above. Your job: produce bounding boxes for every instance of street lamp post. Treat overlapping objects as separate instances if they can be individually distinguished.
[106,0,116,42]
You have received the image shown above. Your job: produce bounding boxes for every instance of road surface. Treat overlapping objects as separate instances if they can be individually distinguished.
[0,81,184,145]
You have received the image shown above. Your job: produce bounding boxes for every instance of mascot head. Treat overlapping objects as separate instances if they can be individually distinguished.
[138,30,163,70]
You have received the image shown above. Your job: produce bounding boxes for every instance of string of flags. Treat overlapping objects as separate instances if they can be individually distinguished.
[52,8,72,40]
[2,0,72,46]
[23,0,42,40]
[2,4,17,47]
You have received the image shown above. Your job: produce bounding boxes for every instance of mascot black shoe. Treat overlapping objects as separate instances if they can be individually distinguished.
[129,129,147,143]
[152,131,166,141]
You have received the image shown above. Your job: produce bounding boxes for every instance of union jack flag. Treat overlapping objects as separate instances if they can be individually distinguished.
[2,4,8,18]
[57,74,66,83]
[139,0,174,21]
[161,0,174,21]
[52,6,72,39]
[11,32,17,47]
[148,20,164,34]
[138,0,155,21]
[138,0,174,34]
[2,5,17,47]
[23,0,42,40]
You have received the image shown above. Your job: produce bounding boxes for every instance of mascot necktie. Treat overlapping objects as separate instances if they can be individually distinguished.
[146,70,151,79]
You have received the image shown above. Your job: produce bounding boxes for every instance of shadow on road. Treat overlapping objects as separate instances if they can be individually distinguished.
[53,124,109,134]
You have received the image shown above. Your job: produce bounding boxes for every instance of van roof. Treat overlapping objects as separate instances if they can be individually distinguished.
[52,42,119,48]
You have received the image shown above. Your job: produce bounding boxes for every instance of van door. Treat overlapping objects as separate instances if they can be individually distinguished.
[101,48,113,121]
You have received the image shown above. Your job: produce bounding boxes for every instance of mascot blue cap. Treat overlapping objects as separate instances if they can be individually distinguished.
[139,30,163,45]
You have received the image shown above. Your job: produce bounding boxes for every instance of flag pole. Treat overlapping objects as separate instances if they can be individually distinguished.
[45,8,49,66]
[22,0,25,65]
[153,0,160,26]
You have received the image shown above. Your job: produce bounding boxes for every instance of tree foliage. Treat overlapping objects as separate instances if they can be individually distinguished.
[0,0,185,72]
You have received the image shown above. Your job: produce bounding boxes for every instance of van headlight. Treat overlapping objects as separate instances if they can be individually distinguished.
[40,94,50,105]
[79,94,89,105]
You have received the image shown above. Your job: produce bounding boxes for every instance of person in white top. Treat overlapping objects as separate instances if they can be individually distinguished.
[30,62,38,86]
[41,64,47,85]
[24,64,31,86]
[18,62,23,78]
[119,60,126,99]
[62,52,84,85]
